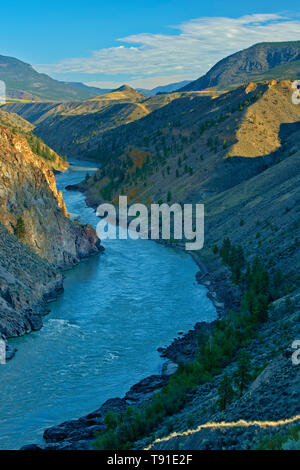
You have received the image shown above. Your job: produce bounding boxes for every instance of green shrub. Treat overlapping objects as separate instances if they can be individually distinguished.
[15,217,25,239]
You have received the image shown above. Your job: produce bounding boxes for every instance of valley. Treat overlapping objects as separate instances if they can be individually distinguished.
[0,38,299,452]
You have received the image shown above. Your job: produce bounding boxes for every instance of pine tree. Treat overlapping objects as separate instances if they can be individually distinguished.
[15,217,25,239]
[217,373,235,410]
[234,351,251,396]
[220,238,231,264]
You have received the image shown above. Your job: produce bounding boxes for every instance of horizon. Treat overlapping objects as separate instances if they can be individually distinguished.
[1,2,300,88]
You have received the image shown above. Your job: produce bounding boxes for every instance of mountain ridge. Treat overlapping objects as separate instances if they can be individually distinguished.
[0,54,107,101]
[180,41,300,91]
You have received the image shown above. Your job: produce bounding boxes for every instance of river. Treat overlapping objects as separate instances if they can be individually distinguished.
[0,160,216,450]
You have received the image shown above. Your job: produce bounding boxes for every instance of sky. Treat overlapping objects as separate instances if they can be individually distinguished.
[1,1,300,89]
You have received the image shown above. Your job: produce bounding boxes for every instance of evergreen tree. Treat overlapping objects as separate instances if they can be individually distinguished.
[220,237,231,264]
[234,351,251,396]
[15,217,25,239]
[217,373,235,410]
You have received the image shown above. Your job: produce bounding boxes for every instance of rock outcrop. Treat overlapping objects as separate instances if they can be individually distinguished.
[0,223,63,338]
[0,124,103,342]
[0,125,102,267]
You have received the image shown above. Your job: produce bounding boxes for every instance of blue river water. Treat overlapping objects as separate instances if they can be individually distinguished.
[0,160,216,449]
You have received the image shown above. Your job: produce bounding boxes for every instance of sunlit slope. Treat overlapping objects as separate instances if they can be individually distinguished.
[0,110,67,172]
[2,86,216,158]
[80,81,300,207]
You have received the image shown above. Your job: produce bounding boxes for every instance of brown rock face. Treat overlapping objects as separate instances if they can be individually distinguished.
[0,125,103,341]
[0,126,102,267]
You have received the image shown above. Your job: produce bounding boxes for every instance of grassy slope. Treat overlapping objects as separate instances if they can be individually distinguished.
[80,81,300,207]
[2,87,221,158]
[0,110,67,171]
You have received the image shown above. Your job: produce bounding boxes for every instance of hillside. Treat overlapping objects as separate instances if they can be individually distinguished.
[180,41,300,91]
[2,86,218,158]
[0,109,67,172]
[0,55,105,101]
[73,81,299,208]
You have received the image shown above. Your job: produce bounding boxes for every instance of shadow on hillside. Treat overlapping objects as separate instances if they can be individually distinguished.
[190,120,300,202]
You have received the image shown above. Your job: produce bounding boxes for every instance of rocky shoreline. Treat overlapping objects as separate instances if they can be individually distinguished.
[3,278,64,362]
[2,235,103,362]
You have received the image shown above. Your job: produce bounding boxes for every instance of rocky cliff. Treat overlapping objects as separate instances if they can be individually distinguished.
[0,123,103,344]
[0,223,63,340]
[0,125,102,267]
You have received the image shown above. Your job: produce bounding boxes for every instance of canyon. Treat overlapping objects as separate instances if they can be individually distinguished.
[0,39,299,451]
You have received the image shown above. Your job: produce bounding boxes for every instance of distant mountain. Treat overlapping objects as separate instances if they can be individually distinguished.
[0,55,105,101]
[152,80,191,94]
[138,80,191,96]
[64,82,112,96]
[180,41,300,91]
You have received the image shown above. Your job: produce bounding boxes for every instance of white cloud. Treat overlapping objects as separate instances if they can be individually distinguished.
[36,14,300,88]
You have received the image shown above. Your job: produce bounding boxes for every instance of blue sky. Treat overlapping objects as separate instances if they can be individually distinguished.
[1,1,300,88]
